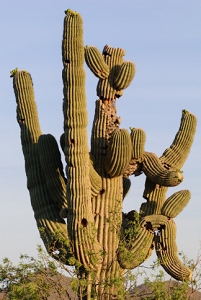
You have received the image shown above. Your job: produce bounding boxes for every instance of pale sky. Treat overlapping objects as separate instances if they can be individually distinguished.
[0,0,201,278]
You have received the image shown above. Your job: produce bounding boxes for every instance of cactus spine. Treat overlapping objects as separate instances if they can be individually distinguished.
[12,9,197,299]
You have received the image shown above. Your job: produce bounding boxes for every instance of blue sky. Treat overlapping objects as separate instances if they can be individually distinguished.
[0,0,201,277]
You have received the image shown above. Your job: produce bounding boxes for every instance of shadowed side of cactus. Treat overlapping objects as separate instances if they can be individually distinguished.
[12,70,71,260]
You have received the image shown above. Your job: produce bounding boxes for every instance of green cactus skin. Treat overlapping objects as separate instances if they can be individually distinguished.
[89,155,102,198]
[118,229,154,269]
[104,129,132,177]
[62,9,102,270]
[38,134,67,211]
[155,218,192,281]
[114,61,136,90]
[160,110,197,169]
[161,190,191,218]
[84,46,110,79]
[123,177,131,199]
[142,152,183,186]
[12,8,197,299]
[130,128,146,160]
[12,71,70,256]
[86,44,135,100]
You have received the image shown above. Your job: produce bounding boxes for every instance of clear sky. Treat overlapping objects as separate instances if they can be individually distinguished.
[0,0,201,277]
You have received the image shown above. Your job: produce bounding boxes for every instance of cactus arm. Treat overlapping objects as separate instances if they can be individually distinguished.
[118,213,154,269]
[122,128,146,178]
[84,46,109,79]
[104,129,132,177]
[12,70,70,256]
[117,228,154,269]
[143,215,192,281]
[114,61,136,90]
[130,128,146,160]
[142,152,183,187]
[141,180,168,216]
[89,156,102,198]
[161,190,191,218]
[38,134,67,211]
[160,110,197,169]
[62,9,101,269]
[96,45,134,100]
[141,110,197,216]
[155,219,192,281]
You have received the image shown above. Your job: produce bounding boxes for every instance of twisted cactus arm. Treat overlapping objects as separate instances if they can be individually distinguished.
[160,110,197,169]
[139,111,197,280]
[154,218,192,281]
[142,152,183,186]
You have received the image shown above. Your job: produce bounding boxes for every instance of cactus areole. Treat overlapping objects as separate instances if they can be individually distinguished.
[12,9,197,300]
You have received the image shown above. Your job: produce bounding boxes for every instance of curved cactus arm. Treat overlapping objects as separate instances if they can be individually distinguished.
[122,128,146,178]
[84,46,109,79]
[38,134,67,211]
[104,129,132,177]
[161,190,191,218]
[96,45,130,100]
[62,9,102,269]
[114,61,136,90]
[160,110,197,169]
[155,219,192,281]
[130,128,146,160]
[117,213,154,269]
[142,152,183,187]
[12,70,72,260]
[141,110,196,217]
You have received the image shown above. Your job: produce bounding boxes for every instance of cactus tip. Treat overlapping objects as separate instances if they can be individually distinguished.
[10,68,18,78]
[182,109,189,115]
[65,9,78,16]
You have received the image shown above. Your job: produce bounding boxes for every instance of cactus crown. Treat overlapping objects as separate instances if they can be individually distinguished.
[10,68,18,77]
[85,44,136,100]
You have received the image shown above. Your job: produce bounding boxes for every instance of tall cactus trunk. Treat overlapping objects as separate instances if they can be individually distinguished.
[90,99,125,298]
[62,11,125,299]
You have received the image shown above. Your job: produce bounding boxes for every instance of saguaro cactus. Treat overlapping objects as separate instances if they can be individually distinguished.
[12,9,197,299]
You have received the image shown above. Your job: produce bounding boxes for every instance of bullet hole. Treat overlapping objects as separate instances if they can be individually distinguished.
[81,218,88,227]
[70,139,75,144]
[64,59,70,64]
[19,118,25,123]
[100,189,105,195]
